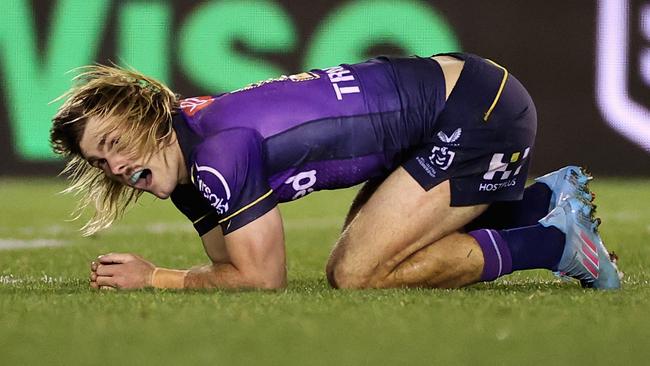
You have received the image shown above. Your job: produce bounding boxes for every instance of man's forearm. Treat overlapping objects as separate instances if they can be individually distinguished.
[151,267,189,289]
[185,263,260,289]
[152,263,284,289]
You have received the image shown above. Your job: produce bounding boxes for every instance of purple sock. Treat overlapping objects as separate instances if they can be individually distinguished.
[469,224,565,282]
[499,224,565,272]
[469,229,513,281]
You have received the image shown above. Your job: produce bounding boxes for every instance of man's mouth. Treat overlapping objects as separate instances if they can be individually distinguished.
[129,169,152,187]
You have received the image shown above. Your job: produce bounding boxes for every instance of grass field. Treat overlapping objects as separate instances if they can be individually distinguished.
[0,177,649,365]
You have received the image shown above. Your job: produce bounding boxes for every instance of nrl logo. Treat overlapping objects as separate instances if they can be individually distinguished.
[429,146,455,170]
[596,0,650,152]
[437,128,462,145]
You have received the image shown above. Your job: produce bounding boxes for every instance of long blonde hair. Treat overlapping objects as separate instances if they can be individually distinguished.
[50,64,179,235]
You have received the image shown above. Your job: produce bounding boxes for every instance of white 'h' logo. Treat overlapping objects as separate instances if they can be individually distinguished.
[483,148,530,180]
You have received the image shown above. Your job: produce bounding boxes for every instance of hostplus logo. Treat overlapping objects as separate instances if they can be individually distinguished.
[479,147,530,192]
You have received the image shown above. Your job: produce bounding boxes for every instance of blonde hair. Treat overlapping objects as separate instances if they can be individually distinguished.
[50,64,179,235]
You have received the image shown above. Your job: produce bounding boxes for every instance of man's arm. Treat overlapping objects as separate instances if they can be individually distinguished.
[90,207,287,290]
[184,206,287,289]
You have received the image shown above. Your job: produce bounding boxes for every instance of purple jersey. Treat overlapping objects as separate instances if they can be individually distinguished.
[170,56,446,235]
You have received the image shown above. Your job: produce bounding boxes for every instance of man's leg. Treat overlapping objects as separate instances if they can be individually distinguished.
[326,167,572,289]
[345,180,553,235]
[328,166,621,289]
[342,166,593,243]
[341,178,384,231]
[327,168,487,289]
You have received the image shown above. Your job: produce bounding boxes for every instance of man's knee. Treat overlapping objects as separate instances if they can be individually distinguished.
[326,243,375,289]
[326,260,373,289]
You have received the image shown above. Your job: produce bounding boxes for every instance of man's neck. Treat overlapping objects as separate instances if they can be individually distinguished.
[172,135,190,185]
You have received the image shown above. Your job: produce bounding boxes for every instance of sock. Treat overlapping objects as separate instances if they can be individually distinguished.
[469,224,565,282]
[465,183,552,231]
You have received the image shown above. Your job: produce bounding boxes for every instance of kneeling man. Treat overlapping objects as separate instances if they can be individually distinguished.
[50,53,621,290]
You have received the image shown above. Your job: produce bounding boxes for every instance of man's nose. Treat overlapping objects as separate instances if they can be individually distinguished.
[107,155,128,176]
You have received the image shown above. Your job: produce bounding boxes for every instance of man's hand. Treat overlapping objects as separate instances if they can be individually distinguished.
[89,253,156,290]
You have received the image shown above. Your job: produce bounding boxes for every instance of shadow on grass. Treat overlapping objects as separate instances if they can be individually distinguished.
[0,276,606,297]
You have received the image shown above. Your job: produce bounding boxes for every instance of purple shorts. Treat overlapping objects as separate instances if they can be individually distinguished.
[402,53,537,206]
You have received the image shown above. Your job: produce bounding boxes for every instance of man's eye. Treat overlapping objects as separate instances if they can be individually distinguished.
[91,159,107,169]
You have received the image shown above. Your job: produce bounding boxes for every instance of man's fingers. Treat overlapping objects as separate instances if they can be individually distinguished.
[90,272,98,282]
[98,253,134,264]
[96,275,117,288]
[95,264,117,276]
[90,280,99,289]
[90,261,98,272]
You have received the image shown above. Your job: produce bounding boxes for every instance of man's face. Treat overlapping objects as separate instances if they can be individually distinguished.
[78,115,186,199]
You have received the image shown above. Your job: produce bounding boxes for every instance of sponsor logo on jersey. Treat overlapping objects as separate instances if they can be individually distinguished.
[323,66,361,100]
[193,163,231,215]
[180,96,215,117]
[429,146,455,170]
[231,75,290,93]
[284,170,317,200]
[230,72,319,94]
[427,128,462,171]
[437,128,462,146]
[478,179,518,192]
[289,72,320,82]
[416,156,437,178]
[478,147,530,192]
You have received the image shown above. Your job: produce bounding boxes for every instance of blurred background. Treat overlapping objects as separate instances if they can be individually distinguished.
[0,0,649,177]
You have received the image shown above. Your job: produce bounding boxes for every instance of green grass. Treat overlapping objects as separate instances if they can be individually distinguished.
[1,178,649,365]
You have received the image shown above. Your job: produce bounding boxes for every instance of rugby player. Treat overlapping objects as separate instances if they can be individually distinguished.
[50,53,622,290]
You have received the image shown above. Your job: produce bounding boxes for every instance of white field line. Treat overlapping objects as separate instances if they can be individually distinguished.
[109,222,195,235]
[606,210,646,223]
[0,274,67,285]
[0,217,344,250]
[107,217,343,233]
[0,222,194,237]
[0,239,65,250]
[0,216,344,238]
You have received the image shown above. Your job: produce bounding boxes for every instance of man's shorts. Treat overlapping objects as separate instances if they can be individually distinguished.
[402,53,537,206]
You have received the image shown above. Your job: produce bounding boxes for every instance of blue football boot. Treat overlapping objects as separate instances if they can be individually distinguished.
[539,197,622,289]
[535,165,594,211]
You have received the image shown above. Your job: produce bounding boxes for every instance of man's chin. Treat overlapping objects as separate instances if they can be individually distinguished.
[148,180,178,199]
[138,187,169,199]
[153,191,171,199]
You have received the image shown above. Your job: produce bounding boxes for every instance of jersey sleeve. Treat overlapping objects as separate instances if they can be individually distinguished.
[170,183,221,236]
[187,128,277,235]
